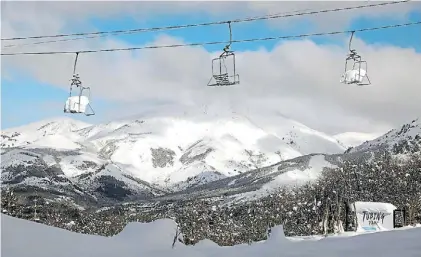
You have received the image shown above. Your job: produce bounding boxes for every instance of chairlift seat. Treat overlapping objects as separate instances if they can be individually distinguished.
[340,68,367,84]
[64,96,90,113]
[213,73,231,85]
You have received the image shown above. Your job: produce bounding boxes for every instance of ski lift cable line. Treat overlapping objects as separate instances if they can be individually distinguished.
[2,21,420,56]
[0,0,411,41]
[2,7,319,48]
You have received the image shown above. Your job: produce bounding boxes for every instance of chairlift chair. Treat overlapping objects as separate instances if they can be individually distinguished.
[64,74,95,116]
[208,51,240,87]
[341,54,371,86]
[340,31,371,86]
[63,53,95,116]
[207,21,240,87]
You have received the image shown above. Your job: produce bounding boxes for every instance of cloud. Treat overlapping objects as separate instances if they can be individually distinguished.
[2,1,421,135]
[2,1,420,38]
[0,1,248,39]
[246,1,421,30]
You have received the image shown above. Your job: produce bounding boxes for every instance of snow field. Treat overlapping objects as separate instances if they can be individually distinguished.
[2,214,421,257]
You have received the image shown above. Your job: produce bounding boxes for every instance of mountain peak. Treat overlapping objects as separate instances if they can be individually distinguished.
[2,116,91,133]
[1,117,92,149]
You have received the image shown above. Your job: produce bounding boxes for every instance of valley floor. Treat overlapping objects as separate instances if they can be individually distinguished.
[2,214,421,257]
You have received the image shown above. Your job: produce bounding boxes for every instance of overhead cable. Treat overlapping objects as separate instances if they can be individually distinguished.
[2,21,419,56]
[1,0,411,42]
[1,7,315,48]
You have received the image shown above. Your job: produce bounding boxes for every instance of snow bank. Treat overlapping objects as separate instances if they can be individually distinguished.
[2,214,421,257]
[111,218,181,250]
[265,226,289,244]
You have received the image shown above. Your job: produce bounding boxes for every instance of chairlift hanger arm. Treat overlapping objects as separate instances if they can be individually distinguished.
[348,31,355,53]
[73,52,80,75]
[69,52,82,97]
[227,21,233,49]
[223,21,233,53]
[347,30,361,60]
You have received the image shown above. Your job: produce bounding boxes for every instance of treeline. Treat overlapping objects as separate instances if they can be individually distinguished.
[1,152,420,246]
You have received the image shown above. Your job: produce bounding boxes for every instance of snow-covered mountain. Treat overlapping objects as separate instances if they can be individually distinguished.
[1,114,345,194]
[0,148,166,204]
[163,117,420,203]
[2,115,419,205]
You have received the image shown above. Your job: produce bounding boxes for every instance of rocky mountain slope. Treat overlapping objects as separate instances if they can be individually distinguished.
[348,118,421,154]
[1,116,419,206]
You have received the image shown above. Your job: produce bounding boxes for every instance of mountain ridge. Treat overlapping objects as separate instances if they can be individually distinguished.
[1,114,346,184]
[1,115,419,206]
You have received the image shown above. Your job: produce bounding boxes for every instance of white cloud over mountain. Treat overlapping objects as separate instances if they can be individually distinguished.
[2,1,420,135]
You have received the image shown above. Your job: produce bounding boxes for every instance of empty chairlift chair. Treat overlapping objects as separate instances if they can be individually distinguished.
[207,21,240,87]
[208,51,240,87]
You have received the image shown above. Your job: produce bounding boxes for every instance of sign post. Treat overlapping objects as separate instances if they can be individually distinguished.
[393,209,406,228]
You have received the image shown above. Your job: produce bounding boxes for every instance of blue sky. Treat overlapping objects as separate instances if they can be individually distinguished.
[1,5,421,130]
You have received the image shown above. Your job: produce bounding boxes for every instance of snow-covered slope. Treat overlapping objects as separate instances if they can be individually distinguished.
[156,118,421,202]
[1,114,345,192]
[349,118,421,154]
[164,153,339,203]
[76,162,166,200]
[0,147,165,204]
[3,213,421,257]
[1,117,90,149]
[334,132,381,148]
[79,114,345,188]
[231,154,336,203]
